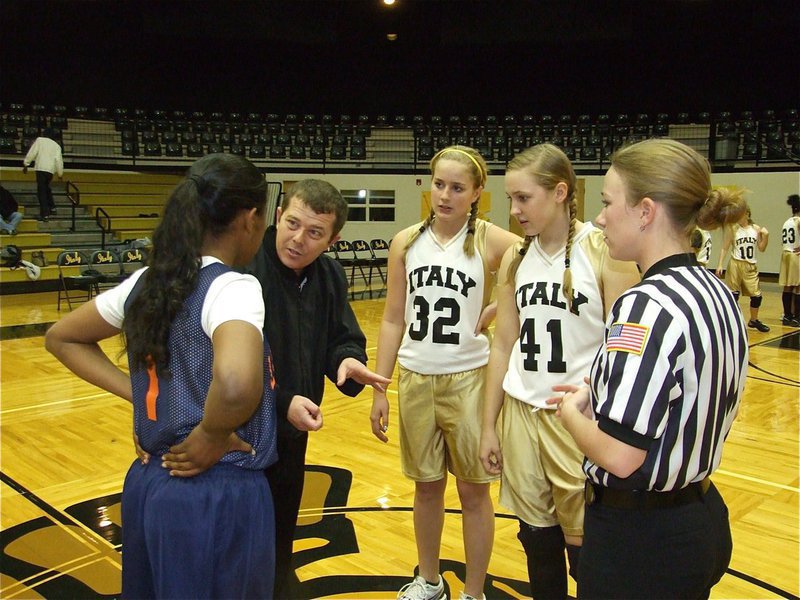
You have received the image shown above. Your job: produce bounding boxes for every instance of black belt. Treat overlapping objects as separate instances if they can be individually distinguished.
[584,478,711,510]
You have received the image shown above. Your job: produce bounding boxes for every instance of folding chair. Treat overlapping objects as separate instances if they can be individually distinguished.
[334,240,370,299]
[120,246,148,276]
[369,238,390,296]
[57,250,100,310]
[89,249,126,290]
[351,239,376,297]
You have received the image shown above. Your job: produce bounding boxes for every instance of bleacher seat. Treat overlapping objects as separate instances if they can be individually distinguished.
[350,145,366,160]
[187,143,204,157]
[165,142,183,157]
[0,137,17,153]
[270,145,286,159]
[249,144,266,159]
[580,146,599,161]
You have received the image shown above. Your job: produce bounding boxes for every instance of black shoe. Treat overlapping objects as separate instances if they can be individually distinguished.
[50,208,57,215]
[782,316,800,327]
[748,319,770,332]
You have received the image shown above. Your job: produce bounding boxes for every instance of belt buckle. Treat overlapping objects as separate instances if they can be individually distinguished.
[584,480,596,506]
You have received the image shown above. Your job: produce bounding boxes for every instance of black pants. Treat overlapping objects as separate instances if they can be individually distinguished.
[578,482,732,599]
[265,431,309,599]
[35,170,55,217]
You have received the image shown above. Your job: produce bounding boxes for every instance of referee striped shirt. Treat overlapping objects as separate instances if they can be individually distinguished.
[586,253,748,491]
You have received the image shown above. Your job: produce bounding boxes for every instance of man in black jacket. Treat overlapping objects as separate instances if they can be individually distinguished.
[245,179,390,598]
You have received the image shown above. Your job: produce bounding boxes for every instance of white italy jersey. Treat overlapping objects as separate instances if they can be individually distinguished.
[696,229,712,265]
[398,220,490,375]
[731,224,758,264]
[782,216,800,253]
[503,225,609,409]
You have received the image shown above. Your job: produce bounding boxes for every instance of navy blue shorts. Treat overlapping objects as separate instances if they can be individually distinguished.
[121,459,275,599]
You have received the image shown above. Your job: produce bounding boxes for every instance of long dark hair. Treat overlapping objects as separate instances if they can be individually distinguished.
[123,153,267,374]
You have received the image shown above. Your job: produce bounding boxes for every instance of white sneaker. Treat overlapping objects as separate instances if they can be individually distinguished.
[397,574,446,600]
[458,593,486,600]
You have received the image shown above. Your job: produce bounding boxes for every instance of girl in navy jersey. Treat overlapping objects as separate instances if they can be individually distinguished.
[480,144,639,599]
[46,154,277,598]
[555,138,748,599]
[371,145,519,600]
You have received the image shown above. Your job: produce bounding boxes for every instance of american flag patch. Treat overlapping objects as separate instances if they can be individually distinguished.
[607,322,649,354]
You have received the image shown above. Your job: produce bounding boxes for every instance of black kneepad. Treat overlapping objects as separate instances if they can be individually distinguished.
[750,295,763,309]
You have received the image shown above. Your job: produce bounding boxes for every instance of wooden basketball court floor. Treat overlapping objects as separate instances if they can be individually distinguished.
[1,282,797,599]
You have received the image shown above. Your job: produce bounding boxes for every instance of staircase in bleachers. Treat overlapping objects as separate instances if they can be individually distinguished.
[0,168,179,294]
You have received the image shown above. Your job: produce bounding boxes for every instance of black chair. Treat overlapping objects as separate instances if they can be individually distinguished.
[418,146,434,161]
[165,142,183,157]
[120,246,148,276]
[342,239,374,298]
[270,145,286,159]
[187,143,204,157]
[350,145,366,160]
[290,145,307,159]
[369,238,389,295]
[89,249,127,290]
[330,145,346,160]
[579,146,598,161]
[0,137,17,153]
[57,250,100,310]
[249,144,267,159]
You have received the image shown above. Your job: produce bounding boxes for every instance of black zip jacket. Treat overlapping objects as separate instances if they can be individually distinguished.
[243,226,368,438]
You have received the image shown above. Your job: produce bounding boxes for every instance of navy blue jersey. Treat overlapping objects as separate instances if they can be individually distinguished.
[127,262,277,470]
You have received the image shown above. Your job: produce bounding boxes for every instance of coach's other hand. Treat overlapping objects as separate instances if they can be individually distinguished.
[288,395,323,432]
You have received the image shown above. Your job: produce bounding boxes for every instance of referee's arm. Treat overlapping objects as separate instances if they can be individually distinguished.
[558,389,646,478]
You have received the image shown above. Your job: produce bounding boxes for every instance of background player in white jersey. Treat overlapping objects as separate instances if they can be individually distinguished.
[371,145,519,600]
[554,138,748,598]
[479,144,640,599]
[779,194,800,326]
[690,227,713,267]
[717,204,770,332]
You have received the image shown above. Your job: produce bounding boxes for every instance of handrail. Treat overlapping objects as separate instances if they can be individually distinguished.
[95,207,111,249]
[65,180,80,232]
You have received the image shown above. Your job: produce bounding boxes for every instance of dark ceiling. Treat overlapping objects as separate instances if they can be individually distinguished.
[2,0,798,117]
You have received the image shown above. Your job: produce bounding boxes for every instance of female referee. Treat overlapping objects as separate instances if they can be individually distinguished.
[554,138,749,599]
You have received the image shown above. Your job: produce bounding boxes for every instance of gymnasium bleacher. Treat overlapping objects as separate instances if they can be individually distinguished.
[0,102,798,296]
[2,104,798,171]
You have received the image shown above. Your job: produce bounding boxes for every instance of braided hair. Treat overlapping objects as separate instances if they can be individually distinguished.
[404,145,487,259]
[506,144,578,310]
